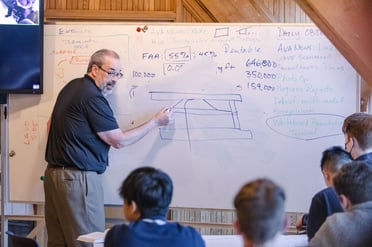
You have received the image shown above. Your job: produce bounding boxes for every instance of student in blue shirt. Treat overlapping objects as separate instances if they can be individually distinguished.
[104,166,205,247]
[296,146,352,240]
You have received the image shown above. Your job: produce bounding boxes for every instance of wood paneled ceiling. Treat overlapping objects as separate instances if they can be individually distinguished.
[295,0,372,85]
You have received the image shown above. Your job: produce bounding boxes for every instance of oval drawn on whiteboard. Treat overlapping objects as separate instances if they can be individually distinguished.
[265,113,345,141]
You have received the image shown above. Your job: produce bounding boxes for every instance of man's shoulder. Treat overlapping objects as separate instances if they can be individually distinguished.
[63,76,96,90]
[61,76,103,100]
[356,153,372,167]
[324,209,356,227]
[59,77,85,93]
[311,187,333,200]
[310,187,342,212]
[107,223,130,233]
[113,221,205,246]
[159,221,199,235]
[104,224,133,247]
[170,222,205,243]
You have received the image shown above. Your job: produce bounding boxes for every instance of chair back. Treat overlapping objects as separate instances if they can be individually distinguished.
[6,231,40,247]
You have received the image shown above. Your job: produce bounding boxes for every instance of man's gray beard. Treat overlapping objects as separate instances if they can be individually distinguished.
[102,88,113,97]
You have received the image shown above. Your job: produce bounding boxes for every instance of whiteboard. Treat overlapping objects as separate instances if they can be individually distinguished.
[8,23,358,212]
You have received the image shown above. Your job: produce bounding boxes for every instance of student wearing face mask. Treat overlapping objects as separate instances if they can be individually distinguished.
[342,112,372,166]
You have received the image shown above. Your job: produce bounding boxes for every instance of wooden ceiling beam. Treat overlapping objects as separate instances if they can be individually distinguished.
[196,0,271,22]
[295,0,372,86]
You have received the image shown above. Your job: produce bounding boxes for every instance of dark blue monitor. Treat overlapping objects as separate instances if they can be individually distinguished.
[0,0,43,94]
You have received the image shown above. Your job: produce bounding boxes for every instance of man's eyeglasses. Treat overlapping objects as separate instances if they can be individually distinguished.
[96,65,123,79]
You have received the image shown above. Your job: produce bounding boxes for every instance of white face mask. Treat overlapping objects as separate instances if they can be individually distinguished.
[344,137,354,154]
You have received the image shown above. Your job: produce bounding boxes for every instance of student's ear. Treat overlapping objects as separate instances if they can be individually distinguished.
[282,216,288,233]
[130,201,141,220]
[233,220,241,234]
[322,170,336,187]
[233,221,253,247]
[322,170,330,184]
[123,200,141,221]
[130,201,137,213]
[339,194,352,210]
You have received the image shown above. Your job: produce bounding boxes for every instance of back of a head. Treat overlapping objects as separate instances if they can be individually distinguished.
[342,113,372,150]
[234,178,286,245]
[119,166,173,218]
[320,146,352,174]
[333,161,372,205]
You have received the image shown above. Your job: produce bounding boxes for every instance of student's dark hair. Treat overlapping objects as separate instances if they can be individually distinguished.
[342,113,372,150]
[234,178,286,245]
[320,146,352,173]
[87,49,120,73]
[119,166,173,218]
[333,161,372,204]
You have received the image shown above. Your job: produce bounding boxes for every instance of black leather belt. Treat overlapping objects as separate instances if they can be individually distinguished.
[47,164,79,170]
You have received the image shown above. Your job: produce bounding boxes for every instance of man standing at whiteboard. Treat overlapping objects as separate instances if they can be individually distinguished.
[44,49,173,247]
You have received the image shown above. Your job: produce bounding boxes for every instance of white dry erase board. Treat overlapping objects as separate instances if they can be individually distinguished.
[8,23,358,211]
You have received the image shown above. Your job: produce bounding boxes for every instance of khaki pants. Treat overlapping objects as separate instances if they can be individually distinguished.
[44,167,105,247]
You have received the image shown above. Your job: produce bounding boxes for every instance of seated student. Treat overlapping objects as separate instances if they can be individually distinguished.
[104,166,205,247]
[343,112,372,166]
[296,146,352,240]
[233,178,286,247]
[309,161,372,247]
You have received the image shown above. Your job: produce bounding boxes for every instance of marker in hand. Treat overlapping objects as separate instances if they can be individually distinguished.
[162,106,174,126]
[164,107,172,113]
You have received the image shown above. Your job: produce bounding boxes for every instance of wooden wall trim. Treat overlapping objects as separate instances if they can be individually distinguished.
[45,10,177,22]
[44,0,311,23]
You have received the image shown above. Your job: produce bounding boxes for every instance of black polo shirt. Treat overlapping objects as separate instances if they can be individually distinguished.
[45,75,119,173]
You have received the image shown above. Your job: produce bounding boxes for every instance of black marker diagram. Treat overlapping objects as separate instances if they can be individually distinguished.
[149,91,253,149]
